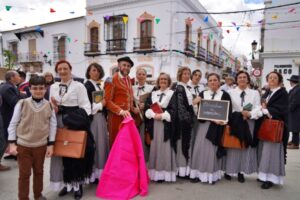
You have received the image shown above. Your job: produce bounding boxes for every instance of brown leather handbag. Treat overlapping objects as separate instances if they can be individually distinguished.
[53,128,87,158]
[257,119,284,143]
[222,125,245,149]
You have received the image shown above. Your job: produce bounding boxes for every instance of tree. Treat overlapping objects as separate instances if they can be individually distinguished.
[3,49,17,69]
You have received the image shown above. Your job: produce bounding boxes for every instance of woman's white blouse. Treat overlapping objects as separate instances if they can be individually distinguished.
[228,87,262,119]
[145,88,174,122]
[50,80,91,115]
[132,83,154,102]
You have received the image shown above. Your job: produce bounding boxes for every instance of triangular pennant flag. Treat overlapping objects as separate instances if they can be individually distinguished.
[35,26,42,32]
[67,37,71,43]
[209,33,213,40]
[288,8,296,13]
[87,11,93,15]
[155,18,160,24]
[258,19,263,24]
[5,6,12,11]
[74,39,78,42]
[105,15,110,21]
[204,16,208,23]
[50,8,56,13]
[202,35,207,40]
[69,51,71,54]
[232,22,237,26]
[272,15,278,19]
[226,30,230,34]
[236,26,240,31]
[48,51,51,54]
[123,16,128,24]
[12,23,16,25]
[70,11,75,14]
[217,21,222,27]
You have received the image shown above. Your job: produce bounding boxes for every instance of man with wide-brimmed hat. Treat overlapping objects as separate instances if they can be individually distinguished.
[104,56,138,147]
[287,75,300,149]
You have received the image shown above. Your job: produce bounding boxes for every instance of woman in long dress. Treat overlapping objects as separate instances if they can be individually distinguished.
[49,60,94,200]
[169,67,201,178]
[189,73,231,184]
[132,68,154,161]
[224,71,262,182]
[257,71,288,189]
[144,73,176,182]
[84,63,109,183]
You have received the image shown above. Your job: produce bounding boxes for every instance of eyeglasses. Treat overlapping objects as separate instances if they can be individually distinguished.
[30,86,46,90]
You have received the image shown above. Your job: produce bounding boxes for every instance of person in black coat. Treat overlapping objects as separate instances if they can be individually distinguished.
[258,71,289,189]
[287,75,300,149]
[0,70,22,169]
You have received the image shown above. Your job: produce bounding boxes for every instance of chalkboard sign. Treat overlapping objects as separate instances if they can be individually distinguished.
[197,99,230,122]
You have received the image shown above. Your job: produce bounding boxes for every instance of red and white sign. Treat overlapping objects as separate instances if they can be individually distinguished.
[252,69,262,77]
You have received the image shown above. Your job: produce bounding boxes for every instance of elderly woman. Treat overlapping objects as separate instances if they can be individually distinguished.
[132,67,154,160]
[84,63,109,184]
[189,73,231,184]
[224,71,262,183]
[144,73,176,182]
[49,60,94,200]
[168,67,201,178]
[257,71,288,189]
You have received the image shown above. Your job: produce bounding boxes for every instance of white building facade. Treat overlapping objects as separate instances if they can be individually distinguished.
[85,0,223,81]
[260,0,300,89]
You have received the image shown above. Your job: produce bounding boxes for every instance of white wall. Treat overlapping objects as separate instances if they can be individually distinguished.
[85,0,223,81]
[261,0,300,90]
[1,17,86,77]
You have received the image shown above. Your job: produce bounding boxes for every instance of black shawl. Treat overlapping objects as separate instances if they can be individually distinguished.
[168,85,194,162]
[228,112,252,147]
[84,80,107,119]
[199,90,232,158]
[61,108,95,184]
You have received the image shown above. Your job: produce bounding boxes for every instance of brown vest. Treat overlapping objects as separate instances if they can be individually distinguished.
[16,98,52,147]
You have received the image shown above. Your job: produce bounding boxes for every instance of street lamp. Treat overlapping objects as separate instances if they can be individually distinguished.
[251,40,258,60]
[43,54,52,66]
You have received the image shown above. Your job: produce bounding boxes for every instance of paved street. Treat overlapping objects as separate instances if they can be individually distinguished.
[1,149,300,200]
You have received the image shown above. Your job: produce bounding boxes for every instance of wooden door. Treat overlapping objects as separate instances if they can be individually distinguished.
[140,20,152,49]
[90,27,99,52]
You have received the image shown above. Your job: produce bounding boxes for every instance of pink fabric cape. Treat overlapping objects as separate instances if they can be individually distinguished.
[96,117,149,200]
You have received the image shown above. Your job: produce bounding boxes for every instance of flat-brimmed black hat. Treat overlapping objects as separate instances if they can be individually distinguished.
[117,56,134,67]
[287,75,299,83]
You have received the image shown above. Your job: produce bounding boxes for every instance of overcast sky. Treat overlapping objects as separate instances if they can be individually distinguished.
[0,0,264,58]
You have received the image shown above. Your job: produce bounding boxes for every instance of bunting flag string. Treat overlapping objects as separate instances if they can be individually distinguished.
[155,18,161,24]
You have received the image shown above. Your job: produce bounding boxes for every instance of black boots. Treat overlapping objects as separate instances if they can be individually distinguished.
[74,185,83,200]
[261,181,273,189]
[237,173,245,183]
[58,187,68,197]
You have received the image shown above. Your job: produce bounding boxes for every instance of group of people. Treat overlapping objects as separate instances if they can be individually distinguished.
[0,55,299,200]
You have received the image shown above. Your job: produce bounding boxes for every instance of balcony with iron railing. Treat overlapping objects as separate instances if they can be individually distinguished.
[206,51,214,64]
[84,42,101,56]
[106,39,126,54]
[184,41,196,55]
[218,57,224,68]
[18,52,43,63]
[196,46,206,61]
[133,37,156,52]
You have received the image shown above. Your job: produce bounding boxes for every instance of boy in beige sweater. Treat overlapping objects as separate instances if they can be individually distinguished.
[8,76,57,200]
